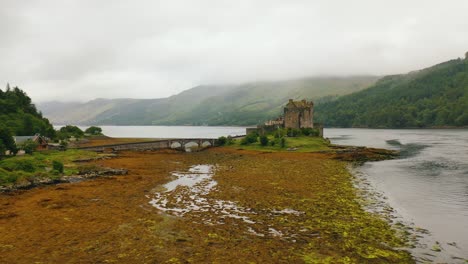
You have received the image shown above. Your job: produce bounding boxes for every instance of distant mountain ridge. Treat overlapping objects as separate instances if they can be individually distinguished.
[38,76,379,126]
[315,56,468,128]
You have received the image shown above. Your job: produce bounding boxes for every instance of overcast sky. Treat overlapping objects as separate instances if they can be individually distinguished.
[1,0,468,102]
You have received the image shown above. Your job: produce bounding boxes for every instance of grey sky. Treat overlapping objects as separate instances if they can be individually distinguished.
[1,0,467,102]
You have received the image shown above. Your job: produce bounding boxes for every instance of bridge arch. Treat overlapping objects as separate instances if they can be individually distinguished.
[201,141,212,148]
[184,141,199,152]
[170,141,182,149]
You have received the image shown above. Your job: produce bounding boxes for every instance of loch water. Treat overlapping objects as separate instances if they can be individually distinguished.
[326,128,468,262]
[73,125,247,139]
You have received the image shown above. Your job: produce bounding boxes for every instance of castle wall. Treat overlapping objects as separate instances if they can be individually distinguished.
[284,109,301,129]
[299,107,313,128]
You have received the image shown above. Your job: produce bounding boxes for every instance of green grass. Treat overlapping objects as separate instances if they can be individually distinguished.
[229,136,330,152]
[0,149,101,186]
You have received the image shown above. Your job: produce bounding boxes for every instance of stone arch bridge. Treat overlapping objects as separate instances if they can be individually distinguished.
[78,138,218,152]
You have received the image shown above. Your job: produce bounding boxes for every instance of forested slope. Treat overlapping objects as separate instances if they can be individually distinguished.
[315,58,468,128]
[0,85,55,137]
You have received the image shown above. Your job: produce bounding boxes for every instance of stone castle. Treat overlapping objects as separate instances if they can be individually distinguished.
[283,99,314,129]
[247,99,322,136]
[263,99,314,129]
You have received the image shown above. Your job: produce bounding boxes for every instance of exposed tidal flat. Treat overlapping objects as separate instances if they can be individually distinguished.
[0,137,413,263]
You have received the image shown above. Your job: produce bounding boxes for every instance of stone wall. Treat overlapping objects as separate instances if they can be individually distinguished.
[299,107,313,128]
[284,109,301,129]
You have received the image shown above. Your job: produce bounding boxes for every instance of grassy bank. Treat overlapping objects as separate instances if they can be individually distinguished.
[0,150,102,188]
[229,135,331,152]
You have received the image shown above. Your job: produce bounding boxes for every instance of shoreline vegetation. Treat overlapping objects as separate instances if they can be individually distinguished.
[0,136,413,263]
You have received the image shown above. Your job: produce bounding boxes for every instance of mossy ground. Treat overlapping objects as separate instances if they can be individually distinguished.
[0,144,412,263]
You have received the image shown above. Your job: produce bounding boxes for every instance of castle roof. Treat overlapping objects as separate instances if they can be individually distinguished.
[286,99,313,108]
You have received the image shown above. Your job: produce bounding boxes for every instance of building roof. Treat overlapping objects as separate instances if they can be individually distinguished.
[13,134,48,145]
[13,136,36,144]
[286,99,313,108]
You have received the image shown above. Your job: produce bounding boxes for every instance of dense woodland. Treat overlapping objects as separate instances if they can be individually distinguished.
[0,85,56,153]
[0,84,56,137]
[315,58,468,128]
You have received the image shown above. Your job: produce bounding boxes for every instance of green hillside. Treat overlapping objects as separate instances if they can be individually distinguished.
[39,76,378,126]
[315,57,468,128]
[0,85,55,137]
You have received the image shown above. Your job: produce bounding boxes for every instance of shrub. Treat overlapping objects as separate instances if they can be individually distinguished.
[0,159,36,173]
[19,140,39,154]
[226,136,234,145]
[273,129,286,138]
[301,127,320,137]
[0,168,18,184]
[280,137,286,148]
[59,140,68,149]
[259,135,269,146]
[286,128,302,137]
[217,136,227,146]
[309,128,320,137]
[52,160,64,173]
[301,127,312,136]
[240,132,258,145]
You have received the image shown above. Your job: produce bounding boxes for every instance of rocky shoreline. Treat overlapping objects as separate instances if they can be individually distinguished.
[327,144,399,163]
[0,167,128,193]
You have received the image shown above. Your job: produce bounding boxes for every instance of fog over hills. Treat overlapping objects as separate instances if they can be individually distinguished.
[38,76,378,126]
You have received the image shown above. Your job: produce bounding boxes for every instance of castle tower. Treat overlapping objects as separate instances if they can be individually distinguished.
[283,99,314,129]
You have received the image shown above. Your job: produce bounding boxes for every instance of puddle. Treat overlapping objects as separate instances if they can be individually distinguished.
[149,164,306,239]
[149,165,256,223]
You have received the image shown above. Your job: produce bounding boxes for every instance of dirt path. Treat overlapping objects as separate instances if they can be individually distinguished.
[0,149,412,263]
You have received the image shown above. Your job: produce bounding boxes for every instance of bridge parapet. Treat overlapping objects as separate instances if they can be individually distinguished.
[78,138,217,152]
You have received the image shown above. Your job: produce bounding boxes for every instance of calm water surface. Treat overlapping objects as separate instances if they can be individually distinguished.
[72,125,248,139]
[326,128,468,262]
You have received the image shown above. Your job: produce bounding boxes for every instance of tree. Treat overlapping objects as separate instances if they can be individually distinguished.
[58,125,84,139]
[85,126,103,135]
[0,128,16,154]
[52,160,64,173]
[0,86,55,139]
[0,141,6,157]
[259,135,269,146]
[217,136,227,146]
[280,137,286,148]
[23,115,34,135]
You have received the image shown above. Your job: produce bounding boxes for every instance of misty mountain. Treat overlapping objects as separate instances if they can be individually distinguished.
[38,76,378,126]
[315,56,468,128]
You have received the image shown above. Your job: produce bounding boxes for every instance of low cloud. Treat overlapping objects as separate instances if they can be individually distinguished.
[1,0,467,102]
